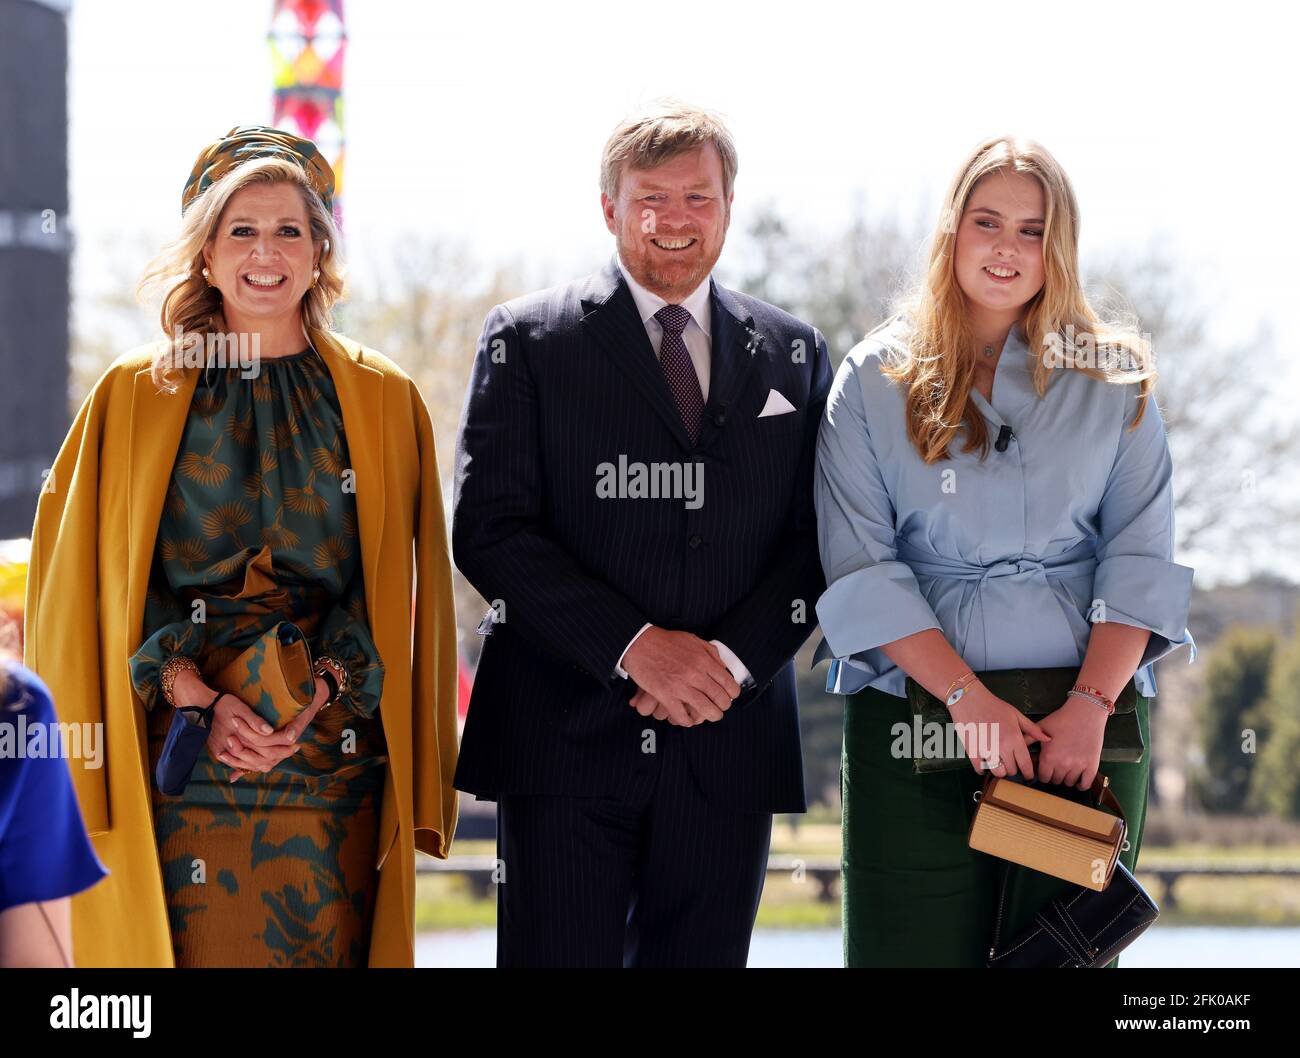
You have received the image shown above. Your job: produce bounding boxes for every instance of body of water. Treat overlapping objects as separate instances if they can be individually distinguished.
[416,926,1300,968]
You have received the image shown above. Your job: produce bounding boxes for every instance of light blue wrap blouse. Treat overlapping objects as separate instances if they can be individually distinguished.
[813,317,1195,698]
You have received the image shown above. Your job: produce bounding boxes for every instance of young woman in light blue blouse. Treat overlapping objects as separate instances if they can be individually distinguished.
[814,135,1195,967]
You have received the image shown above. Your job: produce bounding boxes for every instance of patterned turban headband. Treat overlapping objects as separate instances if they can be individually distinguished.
[181,125,335,216]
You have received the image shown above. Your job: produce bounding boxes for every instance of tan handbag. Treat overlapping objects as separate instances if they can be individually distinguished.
[210,621,316,731]
[968,773,1128,891]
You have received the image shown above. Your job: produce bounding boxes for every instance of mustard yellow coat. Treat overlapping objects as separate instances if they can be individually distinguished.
[23,328,460,967]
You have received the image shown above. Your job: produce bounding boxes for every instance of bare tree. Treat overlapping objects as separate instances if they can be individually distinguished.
[68,231,161,406]
[1088,246,1300,570]
[345,238,532,656]
[730,207,1299,576]
[727,198,924,363]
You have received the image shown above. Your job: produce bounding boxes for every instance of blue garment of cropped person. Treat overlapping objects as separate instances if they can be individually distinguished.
[813,317,1195,698]
[0,660,108,913]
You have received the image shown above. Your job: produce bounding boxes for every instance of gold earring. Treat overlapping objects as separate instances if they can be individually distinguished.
[312,268,320,286]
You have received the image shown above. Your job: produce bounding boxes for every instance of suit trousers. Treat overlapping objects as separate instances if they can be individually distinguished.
[494,724,773,967]
[841,685,1151,968]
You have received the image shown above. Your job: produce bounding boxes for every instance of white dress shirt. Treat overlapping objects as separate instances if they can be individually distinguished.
[611,255,753,690]
[617,255,713,399]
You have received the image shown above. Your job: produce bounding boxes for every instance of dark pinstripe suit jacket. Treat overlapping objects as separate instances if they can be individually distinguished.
[451,257,830,813]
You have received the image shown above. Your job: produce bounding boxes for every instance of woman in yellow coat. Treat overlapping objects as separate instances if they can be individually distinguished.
[23,126,459,967]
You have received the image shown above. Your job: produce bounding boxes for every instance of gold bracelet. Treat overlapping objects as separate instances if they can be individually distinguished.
[160,655,200,707]
[313,655,350,705]
[943,670,978,702]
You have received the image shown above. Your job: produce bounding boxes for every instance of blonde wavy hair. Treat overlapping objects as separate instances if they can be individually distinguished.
[137,155,345,391]
[880,135,1155,464]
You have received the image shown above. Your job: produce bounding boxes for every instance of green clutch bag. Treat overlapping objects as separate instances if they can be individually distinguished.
[903,667,1142,774]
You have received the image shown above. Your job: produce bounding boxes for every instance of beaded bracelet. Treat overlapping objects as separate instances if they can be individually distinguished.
[1068,683,1116,715]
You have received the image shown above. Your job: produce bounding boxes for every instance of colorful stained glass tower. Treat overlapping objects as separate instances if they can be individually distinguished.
[269,0,346,225]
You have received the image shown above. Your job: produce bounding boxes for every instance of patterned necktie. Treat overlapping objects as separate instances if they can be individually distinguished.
[653,304,705,444]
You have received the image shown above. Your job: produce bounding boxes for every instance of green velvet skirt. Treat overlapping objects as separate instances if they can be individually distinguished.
[840,685,1151,968]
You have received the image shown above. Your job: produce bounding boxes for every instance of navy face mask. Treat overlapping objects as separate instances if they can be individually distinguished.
[155,695,220,796]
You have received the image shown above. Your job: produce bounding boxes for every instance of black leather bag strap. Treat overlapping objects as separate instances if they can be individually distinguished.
[1033,903,1091,965]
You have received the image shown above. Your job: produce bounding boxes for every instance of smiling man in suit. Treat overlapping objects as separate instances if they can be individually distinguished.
[452,100,831,967]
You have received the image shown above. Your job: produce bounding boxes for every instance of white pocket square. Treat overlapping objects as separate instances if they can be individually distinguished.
[757,389,797,417]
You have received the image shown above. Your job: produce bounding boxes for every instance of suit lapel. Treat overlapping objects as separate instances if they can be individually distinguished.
[697,279,761,449]
[581,259,695,452]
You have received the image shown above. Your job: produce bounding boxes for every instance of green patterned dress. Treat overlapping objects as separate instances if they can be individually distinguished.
[129,345,388,967]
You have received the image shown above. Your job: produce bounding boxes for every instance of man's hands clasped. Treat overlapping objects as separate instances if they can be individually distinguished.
[621,627,742,727]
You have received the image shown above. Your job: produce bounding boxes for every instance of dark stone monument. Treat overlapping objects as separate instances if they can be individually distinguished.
[0,0,72,539]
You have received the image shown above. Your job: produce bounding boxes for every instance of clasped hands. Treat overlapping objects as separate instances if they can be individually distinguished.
[946,682,1109,790]
[621,626,742,727]
[171,667,331,782]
